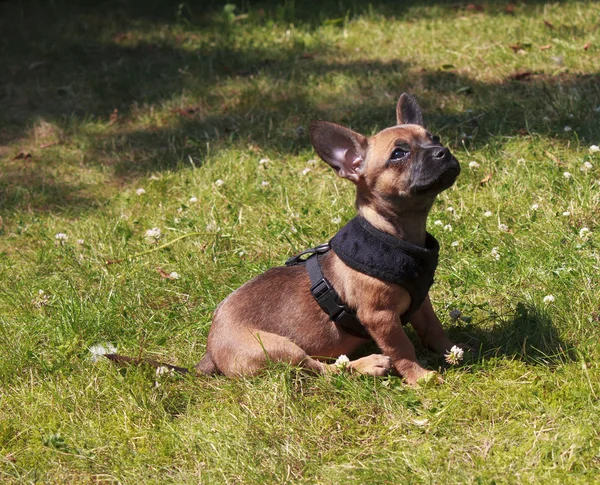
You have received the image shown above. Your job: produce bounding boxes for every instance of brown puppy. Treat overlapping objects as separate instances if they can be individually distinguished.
[195,93,462,385]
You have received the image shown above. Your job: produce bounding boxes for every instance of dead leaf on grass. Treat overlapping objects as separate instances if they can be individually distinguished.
[480,173,492,186]
[543,20,555,30]
[12,150,31,160]
[171,107,200,118]
[583,43,591,50]
[510,71,533,81]
[157,267,178,280]
[540,44,552,50]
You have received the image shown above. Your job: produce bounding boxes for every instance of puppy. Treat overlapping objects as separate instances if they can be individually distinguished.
[194,93,462,385]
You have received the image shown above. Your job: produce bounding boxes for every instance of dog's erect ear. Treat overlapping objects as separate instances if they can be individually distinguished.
[396,93,424,126]
[309,121,368,183]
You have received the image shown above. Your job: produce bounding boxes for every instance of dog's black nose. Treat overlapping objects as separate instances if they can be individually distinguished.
[432,148,448,159]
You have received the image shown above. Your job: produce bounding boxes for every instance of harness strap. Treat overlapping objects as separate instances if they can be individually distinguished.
[283,244,369,339]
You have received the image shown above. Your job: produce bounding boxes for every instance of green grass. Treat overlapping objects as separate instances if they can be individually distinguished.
[1,0,600,483]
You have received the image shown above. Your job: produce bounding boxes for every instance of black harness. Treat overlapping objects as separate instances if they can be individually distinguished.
[285,216,439,339]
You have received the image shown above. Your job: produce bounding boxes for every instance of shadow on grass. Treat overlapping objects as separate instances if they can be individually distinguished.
[1,0,599,212]
[447,302,577,367]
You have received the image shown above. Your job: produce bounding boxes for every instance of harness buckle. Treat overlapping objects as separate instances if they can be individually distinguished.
[285,243,331,266]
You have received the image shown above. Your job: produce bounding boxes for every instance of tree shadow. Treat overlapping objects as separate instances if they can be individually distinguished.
[1,0,598,213]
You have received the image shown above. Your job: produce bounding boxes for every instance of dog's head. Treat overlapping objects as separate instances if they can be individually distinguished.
[310,94,460,211]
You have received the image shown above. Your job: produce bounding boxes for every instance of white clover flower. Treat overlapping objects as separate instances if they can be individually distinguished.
[562,211,571,217]
[306,159,318,165]
[581,161,593,172]
[169,272,180,280]
[331,216,342,224]
[491,247,501,260]
[451,241,459,247]
[261,181,270,187]
[483,211,492,218]
[259,158,269,165]
[290,225,298,234]
[145,227,162,242]
[564,126,572,132]
[334,354,350,370]
[136,188,146,196]
[498,223,509,232]
[55,233,68,242]
[174,217,181,224]
[589,145,600,154]
[434,220,443,226]
[215,179,224,187]
[77,239,85,245]
[32,289,51,308]
[444,224,453,232]
[542,116,551,122]
[206,222,219,232]
[302,168,311,176]
[189,196,198,203]
[468,161,480,169]
[530,203,539,211]
[543,295,555,304]
[563,172,572,179]
[156,366,175,377]
[579,227,591,239]
[89,343,117,363]
[238,250,246,257]
[449,309,462,320]
[445,345,464,365]
[446,207,454,213]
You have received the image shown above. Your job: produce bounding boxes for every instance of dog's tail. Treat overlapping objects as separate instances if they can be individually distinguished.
[104,354,191,374]
[194,353,218,375]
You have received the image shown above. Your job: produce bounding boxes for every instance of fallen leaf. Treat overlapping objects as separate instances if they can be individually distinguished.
[540,44,552,50]
[508,43,525,53]
[583,43,591,50]
[109,109,118,125]
[157,267,178,279]
[510,71,532,81]
[516,128,529,135]
[171,107,200,118]
[544,20,555,29]
[12,150,31,160]
[544,151,564,167]
[480,173,492,186]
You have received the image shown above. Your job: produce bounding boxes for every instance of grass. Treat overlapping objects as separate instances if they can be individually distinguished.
[1,0,600,483]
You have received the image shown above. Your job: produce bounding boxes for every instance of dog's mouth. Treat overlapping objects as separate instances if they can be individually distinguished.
[410,158,460,196]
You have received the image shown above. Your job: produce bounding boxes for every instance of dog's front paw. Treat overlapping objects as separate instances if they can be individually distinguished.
[349,354,392,376]
[403,368,442,387]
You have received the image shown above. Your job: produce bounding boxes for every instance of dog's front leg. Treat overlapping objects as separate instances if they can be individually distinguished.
[360,308,436,386]
[408,294,456,355]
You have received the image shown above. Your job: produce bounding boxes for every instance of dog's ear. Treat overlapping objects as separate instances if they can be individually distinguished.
[309,121,368,183]
[396,93,423,126]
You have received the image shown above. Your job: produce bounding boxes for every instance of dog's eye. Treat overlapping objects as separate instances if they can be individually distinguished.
[390,148,409,161]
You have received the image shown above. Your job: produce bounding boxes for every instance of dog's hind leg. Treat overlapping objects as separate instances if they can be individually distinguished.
[208,328,391,377]
[208,328,330,376]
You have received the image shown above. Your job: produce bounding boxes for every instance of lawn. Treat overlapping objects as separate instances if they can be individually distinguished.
[1,0,599,483]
